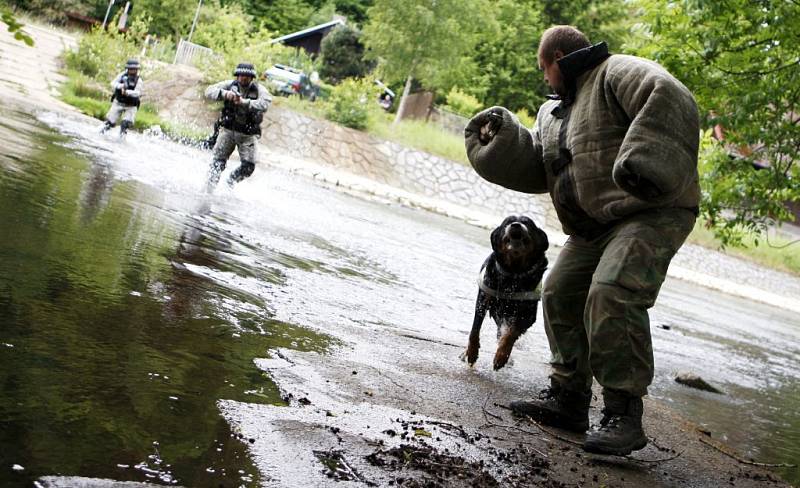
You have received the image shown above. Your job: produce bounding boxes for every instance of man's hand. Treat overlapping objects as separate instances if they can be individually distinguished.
[223,90,240,102]
[479,111,504,144]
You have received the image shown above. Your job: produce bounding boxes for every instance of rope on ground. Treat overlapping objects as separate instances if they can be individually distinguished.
[478,390,548,458]
[698,436,797,468]
[520,415,584,447]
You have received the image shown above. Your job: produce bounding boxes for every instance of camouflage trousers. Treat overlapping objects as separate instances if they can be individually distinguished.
[542,208,696,397]
[208,128,259,187]
[105,101,137,125]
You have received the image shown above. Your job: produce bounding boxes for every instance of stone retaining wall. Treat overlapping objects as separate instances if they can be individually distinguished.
[262,107,558,229]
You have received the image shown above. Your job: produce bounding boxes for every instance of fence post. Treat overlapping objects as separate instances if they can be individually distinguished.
[173,38,183,64]
[140,34,150,57]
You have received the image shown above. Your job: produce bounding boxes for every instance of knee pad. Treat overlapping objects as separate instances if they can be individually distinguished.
[120,120,133,132]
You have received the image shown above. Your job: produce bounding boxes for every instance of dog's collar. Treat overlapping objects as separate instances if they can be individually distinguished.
[478,267,542,301]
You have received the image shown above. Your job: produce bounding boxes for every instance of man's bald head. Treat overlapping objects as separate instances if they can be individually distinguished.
[537,25,591,66]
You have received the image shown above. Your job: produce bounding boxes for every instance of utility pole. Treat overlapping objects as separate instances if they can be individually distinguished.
[187,0,203,43]
[101,0,116,30]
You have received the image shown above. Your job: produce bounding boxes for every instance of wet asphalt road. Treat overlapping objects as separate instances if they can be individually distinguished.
[1,107,798,486]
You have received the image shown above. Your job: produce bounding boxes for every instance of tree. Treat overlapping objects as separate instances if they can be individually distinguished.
[191,2,253,52]
[306,0,337,26]
[539,0,632,53]
[318,24,372,83]
[362,0,488,124]
[254,0,314,35]
[1,2,34,46]
[131,0,195,38]
[332,0,372,24]
[470,0,543,112]
[628,0,800,247]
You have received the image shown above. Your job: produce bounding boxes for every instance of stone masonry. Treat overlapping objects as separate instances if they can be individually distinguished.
[262,107,559,230]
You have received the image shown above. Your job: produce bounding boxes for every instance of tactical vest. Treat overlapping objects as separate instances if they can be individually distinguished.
[219,80,264,136]
[112,74,140,107]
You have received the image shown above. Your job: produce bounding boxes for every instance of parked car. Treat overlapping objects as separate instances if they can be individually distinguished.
[263,64,320,101]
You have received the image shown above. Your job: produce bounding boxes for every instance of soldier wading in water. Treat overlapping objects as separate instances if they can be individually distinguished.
[101,59,143,137]
[465,25,700,456]
[204,62,272,189]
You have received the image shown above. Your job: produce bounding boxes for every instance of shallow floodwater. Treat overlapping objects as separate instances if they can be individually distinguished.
[0,106,798,486]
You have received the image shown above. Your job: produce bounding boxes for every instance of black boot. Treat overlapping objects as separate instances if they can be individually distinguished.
[120,120,133,137]
[100,120,114,134]
[510,383,591,433]
[583,389,647,455]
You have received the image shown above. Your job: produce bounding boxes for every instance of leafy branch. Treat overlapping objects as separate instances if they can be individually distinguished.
[1,5,34,46]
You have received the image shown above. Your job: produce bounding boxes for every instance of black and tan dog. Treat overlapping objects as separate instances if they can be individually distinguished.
[461,215,549,370]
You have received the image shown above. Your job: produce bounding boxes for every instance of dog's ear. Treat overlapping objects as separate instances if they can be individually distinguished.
[490,224,503,252]
[532,226,549,254]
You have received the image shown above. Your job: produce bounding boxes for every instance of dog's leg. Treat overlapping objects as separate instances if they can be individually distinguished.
[461,292,488,366]
[493,321,525,370]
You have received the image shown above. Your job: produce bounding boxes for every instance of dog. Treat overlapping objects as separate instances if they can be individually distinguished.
[461,215,549,370]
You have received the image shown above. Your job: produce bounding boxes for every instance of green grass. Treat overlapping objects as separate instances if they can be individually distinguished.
[368,112,468,164]
[688,222,800,276]
[59,70,206,142]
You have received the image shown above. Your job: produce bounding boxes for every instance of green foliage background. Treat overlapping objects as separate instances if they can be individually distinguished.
[324,77,377,129]
[318,24,372,84]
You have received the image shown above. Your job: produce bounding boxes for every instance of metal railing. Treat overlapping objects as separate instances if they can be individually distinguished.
[173,38,214,66]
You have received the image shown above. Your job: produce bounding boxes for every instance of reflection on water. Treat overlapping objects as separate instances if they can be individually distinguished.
[0,105,799,486]
[0,107,330,487]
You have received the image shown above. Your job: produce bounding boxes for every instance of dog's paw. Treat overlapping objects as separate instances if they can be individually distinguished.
[493,351,511,370]
[460,346,479,366]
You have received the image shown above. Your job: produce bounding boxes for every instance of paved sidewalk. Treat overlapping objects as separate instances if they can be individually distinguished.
[0,22,75,109]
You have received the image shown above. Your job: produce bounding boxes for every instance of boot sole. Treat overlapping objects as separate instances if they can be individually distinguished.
[583,437,647,456]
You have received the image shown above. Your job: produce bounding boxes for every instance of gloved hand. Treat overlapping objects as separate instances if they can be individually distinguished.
[466,108,506,146]
[479,110,504,144]
[612,160,663,200]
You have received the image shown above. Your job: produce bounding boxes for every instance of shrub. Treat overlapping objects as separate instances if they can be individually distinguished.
[324,77,377,130]
[63,20,147,81]
[515,108,535,128]
[443,86,482,117]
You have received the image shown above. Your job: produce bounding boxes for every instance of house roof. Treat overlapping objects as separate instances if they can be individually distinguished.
[271,19,345,44]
